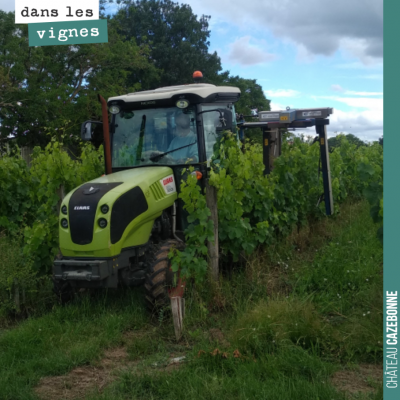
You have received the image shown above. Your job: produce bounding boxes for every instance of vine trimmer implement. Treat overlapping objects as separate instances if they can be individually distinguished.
[53,72,334,308]
[238,107,334,215]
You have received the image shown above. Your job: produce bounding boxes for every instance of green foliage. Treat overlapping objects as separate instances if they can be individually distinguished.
[215,74,270,116]
[216,75,270,143]
[0,150,33,233]
[0,10,157,147]
[357,144,383,242]
[173,133,383,279]
[1,6,269,149]
[170,167,214,282]
[328,133,366,151]
[112,0,222,88]
[0,233,38,317]
[0,135,104,276]
[210,134,274,258]
[26,136,104,271]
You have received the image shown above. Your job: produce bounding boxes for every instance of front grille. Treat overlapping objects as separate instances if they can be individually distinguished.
[69,182,122,245]
[149,181,165,201]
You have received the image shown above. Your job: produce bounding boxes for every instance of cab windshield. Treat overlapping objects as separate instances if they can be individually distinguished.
[112,106,198,168]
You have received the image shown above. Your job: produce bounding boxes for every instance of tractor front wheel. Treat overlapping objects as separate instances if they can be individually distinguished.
[144,239,184,313]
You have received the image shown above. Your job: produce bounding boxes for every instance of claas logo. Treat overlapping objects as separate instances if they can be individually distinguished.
[163,177,173,185]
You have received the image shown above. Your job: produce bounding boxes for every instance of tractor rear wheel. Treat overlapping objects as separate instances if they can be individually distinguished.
[144,239,184,313]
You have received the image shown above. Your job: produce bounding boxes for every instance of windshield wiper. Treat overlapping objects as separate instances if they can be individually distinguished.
[149,141,197,162]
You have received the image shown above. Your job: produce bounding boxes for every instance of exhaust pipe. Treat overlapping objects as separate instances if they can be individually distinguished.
[98,94,112,175]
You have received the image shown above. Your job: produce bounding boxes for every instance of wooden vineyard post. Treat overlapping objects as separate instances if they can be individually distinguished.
[168,278,186,341]
[269,128,281,171]
[205,179,219,281]
[170,297,185,341]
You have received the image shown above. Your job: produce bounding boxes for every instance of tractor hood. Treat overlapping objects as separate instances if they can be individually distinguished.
[76,166,175,195]
[59,166,178,258]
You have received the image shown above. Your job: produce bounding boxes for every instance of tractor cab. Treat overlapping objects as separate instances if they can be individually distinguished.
[81,82,240,177]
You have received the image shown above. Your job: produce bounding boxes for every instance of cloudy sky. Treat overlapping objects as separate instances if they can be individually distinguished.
[2,0,383,141]
[182,0,383,141]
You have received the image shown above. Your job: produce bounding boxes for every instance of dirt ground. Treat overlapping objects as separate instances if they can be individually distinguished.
[35,341,186,400]
[35,346,132,400]
[330,364,382,397]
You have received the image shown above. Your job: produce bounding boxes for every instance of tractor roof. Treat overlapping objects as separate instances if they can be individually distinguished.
[108,84,241,109]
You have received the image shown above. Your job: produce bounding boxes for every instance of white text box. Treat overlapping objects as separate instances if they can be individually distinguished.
[15,0,99,23]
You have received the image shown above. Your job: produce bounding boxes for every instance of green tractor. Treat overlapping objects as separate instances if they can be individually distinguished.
[53,74,240,308]
[53,72,334,310]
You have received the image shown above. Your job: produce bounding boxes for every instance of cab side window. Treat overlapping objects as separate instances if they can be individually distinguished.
[202,104,236,160]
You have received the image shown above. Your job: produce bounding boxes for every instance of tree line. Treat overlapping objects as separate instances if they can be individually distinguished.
[0,0,270,147]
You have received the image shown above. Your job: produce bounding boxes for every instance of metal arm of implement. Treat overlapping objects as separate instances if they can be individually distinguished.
[238,107,334,216]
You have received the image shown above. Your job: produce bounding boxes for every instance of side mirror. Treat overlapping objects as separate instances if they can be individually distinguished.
[216,109,233,132]
[199,108,233,133]
[80,120,102,141]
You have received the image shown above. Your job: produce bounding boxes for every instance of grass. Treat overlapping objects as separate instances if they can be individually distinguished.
[0,200,383,400]
[0,290,148,399]
[0,233,39,320]
[91,350,341,400]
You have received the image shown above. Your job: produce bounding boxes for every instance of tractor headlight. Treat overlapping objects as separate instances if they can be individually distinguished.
[98,218,108,228]
[61,218,68,229]
[61,205,67,215]
[100,204,109,214]
[109,105,120,114]
[176,99,190,109]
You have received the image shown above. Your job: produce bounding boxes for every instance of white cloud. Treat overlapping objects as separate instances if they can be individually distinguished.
[344,91,382,96]
[270,101,293,111]
[291,93,383,140]
[340,37,382,66]
[185,0,383,65]
[330,86,383,96]
[266,94,382,141]
[264,89,300,98]
[227,36,276,66]
[317,96,383,111]
[328,108,383,141]
[331,84,345,92]
[268,90,383,140]
[295,44,315,63]
[295,108,382,141]
[321,95,383,140]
